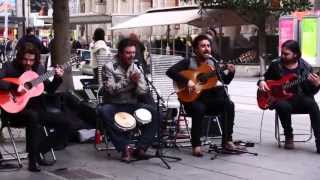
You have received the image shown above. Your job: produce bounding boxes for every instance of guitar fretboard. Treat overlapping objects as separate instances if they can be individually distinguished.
[29,58,77,87]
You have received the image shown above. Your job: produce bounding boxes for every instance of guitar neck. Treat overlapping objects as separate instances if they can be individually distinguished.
[30,62,72,87]
[224,57,241,64]
[283,76,306,90]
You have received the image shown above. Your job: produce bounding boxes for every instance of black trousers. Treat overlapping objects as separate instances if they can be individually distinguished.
[97,103,159,152]
[273,95,320,140]
[184,90,235,147]
[3,109,71,159]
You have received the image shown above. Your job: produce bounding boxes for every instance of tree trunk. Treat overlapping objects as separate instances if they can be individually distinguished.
[52,0,73,91]
[258,22,267,77]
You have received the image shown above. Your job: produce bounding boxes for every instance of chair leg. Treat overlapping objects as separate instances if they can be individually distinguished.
[215,117,223,137]
[174,107,191,146]
[259,110,265,144]
[6,126,23,167]
[204,117,212,143]
[42,126,56,161]
[182,115,191,140]
[274,112,281,148]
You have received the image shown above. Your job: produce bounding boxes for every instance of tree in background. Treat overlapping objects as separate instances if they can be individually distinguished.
[185,0,312,75]
[51,0,73,90]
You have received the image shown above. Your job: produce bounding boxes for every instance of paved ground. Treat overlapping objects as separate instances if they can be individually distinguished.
[1,77,320,180]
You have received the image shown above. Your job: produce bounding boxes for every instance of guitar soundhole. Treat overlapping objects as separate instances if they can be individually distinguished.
[24,82,33,90]
[197,73,208,84]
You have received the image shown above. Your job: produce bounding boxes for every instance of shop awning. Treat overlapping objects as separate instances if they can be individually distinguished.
[112,6,249,30]
[39,14,112,25]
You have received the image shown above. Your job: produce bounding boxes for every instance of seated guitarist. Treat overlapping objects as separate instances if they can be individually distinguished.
[0,43,71,172]
[258,40,320,153]
[166,34,242,157]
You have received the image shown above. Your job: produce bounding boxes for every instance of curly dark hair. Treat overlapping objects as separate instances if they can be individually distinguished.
[192,34,212,51]
[14,42,40,72]
[116,38,136,56]
[93,28,105,42]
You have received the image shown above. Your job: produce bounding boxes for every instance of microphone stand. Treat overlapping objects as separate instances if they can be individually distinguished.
[136,64,181,169]
[208,58,258,159]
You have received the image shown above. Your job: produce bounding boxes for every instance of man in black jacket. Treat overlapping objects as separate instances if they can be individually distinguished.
[16,27,48,54]
[0,43,70,172]
[166,34,241,157]
[258,40,320,153]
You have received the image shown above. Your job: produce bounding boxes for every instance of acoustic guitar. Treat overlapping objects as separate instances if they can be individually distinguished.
[174,51,256,103]
[257,72,318,110]
[0,56,80,113]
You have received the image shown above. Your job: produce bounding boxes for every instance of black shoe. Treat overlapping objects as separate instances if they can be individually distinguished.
[284,136,294,150]
[28,161,41,172]
[37,158,55,166]
[316,140,320,154]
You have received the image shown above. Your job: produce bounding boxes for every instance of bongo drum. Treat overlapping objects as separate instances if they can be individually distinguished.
[133,108,152,125]
[114,112,136,131]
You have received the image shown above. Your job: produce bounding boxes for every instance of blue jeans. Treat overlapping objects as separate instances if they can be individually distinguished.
[97,103,159,152]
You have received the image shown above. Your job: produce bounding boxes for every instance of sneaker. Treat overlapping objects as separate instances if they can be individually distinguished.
[284,136,294,149]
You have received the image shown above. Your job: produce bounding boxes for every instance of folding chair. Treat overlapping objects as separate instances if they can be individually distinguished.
[274,112,313,147]
[0,120,24,167]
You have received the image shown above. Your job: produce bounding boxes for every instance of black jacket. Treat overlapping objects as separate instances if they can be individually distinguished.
[16,35,49,54]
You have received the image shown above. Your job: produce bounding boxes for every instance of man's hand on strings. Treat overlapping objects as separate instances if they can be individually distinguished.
[308,73,320,87]
[187,80,196,93]
[225,64,235,73]
[258,81,270,92]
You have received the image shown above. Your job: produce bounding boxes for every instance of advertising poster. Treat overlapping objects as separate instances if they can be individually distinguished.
[279,17,298,54]
[30,0,52,16]
[301,17,319,66]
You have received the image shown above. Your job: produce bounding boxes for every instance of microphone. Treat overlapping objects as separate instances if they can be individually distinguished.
[134,59,140,66]
[134,59,145,73]
[204,54,219,64]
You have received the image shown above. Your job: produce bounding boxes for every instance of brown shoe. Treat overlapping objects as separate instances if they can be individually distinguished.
[284,136,294,149]
[121,145,133,163]
[192,146,203,157]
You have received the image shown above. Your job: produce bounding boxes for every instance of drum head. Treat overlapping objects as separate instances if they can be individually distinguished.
[114,112,136,131]
[134,108,152,124]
